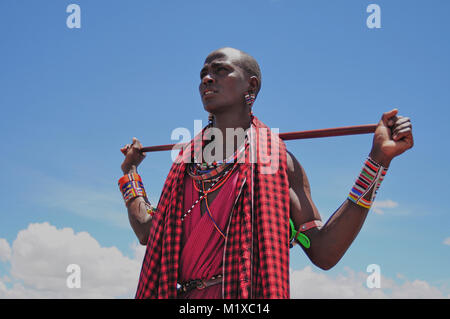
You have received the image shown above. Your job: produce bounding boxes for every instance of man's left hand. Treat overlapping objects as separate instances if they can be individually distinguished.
[369,109,414,167]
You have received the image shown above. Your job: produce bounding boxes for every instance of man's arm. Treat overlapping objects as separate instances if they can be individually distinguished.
[120,137,153,245]
[287,109,413,270]
[287,150,371,270]
[125,183,153,245]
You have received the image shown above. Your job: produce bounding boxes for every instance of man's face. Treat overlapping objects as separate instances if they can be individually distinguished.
[199,49,249,114]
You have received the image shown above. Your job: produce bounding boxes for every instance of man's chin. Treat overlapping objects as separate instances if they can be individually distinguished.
[203,102,225,114]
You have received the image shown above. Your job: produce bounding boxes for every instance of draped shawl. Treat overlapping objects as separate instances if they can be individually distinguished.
[135,115,290,299]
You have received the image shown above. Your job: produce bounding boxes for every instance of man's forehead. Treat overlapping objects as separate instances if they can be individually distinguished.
[204,48,242,65]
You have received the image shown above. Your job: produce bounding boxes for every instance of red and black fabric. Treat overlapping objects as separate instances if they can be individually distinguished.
[135,115,290,299]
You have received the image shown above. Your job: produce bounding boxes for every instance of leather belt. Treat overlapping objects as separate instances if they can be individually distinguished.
[177,274,223,294]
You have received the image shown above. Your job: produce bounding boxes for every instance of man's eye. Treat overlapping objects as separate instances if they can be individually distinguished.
[200,67,227,79]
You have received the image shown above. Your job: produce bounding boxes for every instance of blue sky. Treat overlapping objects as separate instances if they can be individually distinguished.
[0,0,449,298]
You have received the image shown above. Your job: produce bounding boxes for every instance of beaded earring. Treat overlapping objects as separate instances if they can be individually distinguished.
[244,92,256,107]
[244,92,256,120]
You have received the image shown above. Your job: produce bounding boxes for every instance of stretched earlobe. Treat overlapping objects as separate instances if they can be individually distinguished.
[208,113,215,127]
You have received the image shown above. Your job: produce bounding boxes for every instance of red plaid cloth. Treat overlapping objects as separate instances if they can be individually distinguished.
[135,116,290,299]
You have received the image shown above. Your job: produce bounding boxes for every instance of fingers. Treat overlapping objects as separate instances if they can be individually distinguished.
[382,110,413,141]
[382,108,398,126]
[121,137,146,157]
[120,145,130,155]
[390,115,412,142]
[392,120,411,136]
[393,127,413,143]
[388,115,408,128]
[120,143,134,155]
[387,114,408,126]
[392,115,414,150]
[131,137,144,150]
[393,129,414,154]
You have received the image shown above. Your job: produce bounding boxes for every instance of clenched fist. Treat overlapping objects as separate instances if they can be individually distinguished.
[120,137,146,175]
[369,109,414,167]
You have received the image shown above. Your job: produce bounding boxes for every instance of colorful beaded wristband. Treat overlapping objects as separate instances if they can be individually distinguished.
[118,173,142,187]
[121,180,147,203]
[118,173,157,216]
[348,157,388,209]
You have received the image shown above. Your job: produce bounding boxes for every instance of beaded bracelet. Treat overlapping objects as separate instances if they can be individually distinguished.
[118,173,157,216]
[348,157,388,209]
[118,173,142,185]
[121,180,147,202]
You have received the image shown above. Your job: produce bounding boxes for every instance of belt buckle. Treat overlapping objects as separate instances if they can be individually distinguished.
[177,280,197,294]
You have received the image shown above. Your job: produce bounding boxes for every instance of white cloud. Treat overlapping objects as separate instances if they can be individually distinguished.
[372,199,399,215]
[0,238,12,262]
[290,266,385,298]
[443,237,450,246]
[2,222,448,299]
[290,266,448,299]
[0,222,146,298]
[389,279,447,298]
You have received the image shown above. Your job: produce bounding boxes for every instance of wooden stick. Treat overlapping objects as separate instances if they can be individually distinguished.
[140,124,377,153]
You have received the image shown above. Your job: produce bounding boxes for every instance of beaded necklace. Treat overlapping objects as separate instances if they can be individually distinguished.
[181,163,237,221]
[189,137,247,182]
[182,130,248,222]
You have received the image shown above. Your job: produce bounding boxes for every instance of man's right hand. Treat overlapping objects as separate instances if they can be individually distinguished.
[120,137,146,175]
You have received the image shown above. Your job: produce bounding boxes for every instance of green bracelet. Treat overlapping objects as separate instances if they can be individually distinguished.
[289,219,311,249]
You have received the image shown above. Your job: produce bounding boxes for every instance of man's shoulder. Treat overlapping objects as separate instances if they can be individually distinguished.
[285,149,298,173]
[285,149,307,186]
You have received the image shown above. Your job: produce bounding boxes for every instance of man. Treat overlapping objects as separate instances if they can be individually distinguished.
[119,47,413,299]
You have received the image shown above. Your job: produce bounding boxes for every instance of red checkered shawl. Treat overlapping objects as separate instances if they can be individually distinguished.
[135,116,290,299]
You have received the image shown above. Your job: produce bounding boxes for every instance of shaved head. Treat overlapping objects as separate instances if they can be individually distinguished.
[205,47,262,95]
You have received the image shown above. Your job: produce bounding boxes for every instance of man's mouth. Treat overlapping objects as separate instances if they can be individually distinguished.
[203,89,217,96]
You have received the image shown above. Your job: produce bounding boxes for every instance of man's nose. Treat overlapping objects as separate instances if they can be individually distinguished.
[202,73,215,85]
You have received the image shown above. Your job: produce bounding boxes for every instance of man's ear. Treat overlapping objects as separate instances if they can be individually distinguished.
[249,76,260,95]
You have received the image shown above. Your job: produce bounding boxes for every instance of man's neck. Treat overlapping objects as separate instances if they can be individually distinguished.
[207,108,251,161]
